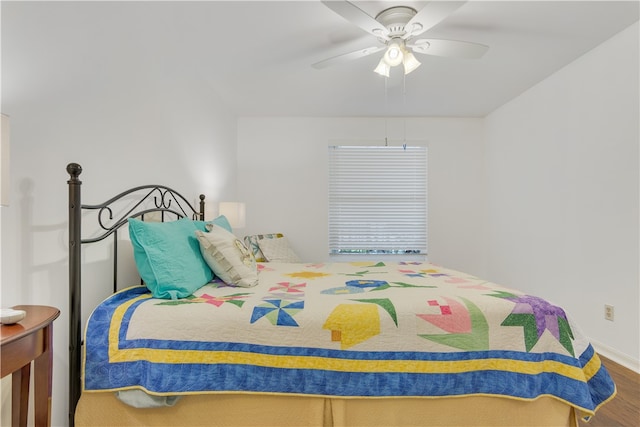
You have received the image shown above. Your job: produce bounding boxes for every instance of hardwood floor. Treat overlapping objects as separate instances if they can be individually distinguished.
[578,355,640,427]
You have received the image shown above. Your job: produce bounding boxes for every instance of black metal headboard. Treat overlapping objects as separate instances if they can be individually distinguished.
[66,163,205,426]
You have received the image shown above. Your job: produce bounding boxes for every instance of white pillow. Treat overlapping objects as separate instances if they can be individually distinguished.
[195,225,258,288]
[257,236,300,263]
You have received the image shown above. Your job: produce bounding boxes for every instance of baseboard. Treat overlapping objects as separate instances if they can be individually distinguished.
[590,339,640,373]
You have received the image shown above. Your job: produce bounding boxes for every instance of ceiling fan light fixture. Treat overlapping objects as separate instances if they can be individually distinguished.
[402,50,421,75]
[374,58,391,77]
[383,39,404,67]
[319,1,489,77]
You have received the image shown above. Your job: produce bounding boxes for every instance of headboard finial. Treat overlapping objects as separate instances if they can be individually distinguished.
[198,194,206,220]
[67,163,83,181]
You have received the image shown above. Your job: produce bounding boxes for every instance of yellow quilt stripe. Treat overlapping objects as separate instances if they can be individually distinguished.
[582,351,602,381]
[108,293,152,359]
[108,295,587,382]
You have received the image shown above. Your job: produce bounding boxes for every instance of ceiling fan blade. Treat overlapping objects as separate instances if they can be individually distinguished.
[408,39,488,59]
[322,0,389,40]
[403,1,467,38]
[312,46,385,69]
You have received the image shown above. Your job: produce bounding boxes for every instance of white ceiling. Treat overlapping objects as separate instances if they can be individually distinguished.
[3,1,639,117]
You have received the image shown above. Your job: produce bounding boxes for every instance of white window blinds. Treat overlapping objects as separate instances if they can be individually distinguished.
[328,145,427,255]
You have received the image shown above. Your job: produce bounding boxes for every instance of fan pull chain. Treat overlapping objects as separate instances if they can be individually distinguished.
[403,73,407,145]
[384,73,389,146]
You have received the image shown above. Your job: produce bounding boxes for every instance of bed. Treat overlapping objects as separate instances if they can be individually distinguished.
[67,163,616,427]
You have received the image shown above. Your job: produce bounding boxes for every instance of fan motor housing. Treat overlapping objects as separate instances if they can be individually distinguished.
[375,6,417,36]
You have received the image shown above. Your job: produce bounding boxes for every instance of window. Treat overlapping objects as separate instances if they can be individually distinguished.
[328,145,427,256]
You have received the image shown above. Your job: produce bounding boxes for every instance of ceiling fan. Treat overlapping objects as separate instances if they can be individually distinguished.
[313,0,489,77]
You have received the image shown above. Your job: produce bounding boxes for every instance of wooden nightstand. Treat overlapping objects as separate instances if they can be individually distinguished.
[1,305,60,427]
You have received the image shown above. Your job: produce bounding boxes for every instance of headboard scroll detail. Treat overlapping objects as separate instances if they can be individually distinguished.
[82,184,204,244]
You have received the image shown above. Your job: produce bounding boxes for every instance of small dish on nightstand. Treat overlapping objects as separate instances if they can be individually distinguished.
[0,308,27,325]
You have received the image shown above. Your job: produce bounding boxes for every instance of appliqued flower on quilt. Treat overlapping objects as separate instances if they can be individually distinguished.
[345,279,388,288]
[321,280,387,295]
[322,279,436,295]
[416,297,489,350]
[490,291,575,356]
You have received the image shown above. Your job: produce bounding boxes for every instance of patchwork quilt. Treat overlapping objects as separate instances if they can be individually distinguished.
[83,261,615,418]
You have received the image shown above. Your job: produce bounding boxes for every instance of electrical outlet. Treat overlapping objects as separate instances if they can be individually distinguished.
[604,304,614,321]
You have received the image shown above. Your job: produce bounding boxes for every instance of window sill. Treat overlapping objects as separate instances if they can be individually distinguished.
[328,253,428,263]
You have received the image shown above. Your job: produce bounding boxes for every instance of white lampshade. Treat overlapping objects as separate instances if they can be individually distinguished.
[1,114,9,207]
[402,50,421,75]
[374,58,391,77]
[375,39,420,77]
[219,202,246,229]
[383,40,404,67]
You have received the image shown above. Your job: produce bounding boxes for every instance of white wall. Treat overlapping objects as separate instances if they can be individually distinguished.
[484,22,639,368]
[0,4,239,426]
[237,117,487,276]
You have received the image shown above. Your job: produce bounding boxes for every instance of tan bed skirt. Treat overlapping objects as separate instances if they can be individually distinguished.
[76,392,578,427]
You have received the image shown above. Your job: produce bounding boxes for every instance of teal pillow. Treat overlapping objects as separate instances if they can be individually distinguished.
[128,218,215,299]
